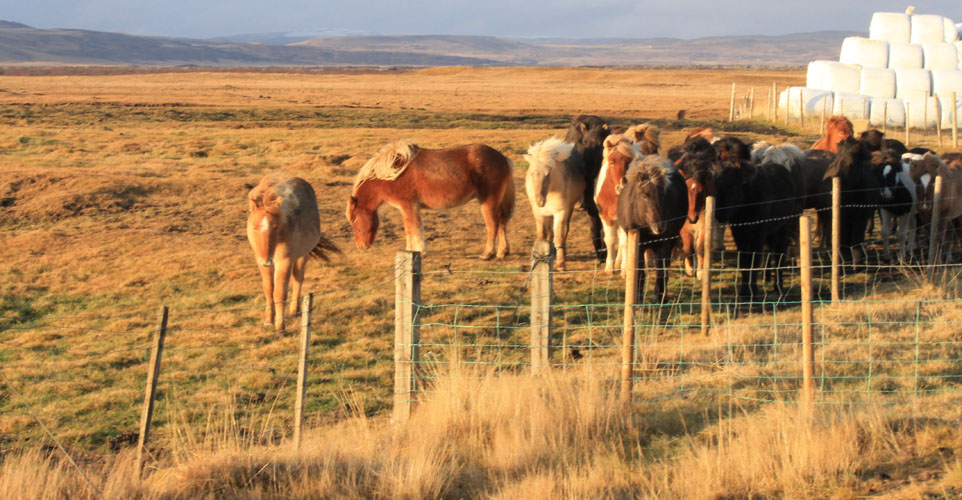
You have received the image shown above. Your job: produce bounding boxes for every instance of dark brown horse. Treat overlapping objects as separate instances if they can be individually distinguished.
[679,168,714,278]
[348,140,515,259]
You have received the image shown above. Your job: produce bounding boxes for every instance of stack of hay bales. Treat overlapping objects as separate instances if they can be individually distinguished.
[781,10,962,128]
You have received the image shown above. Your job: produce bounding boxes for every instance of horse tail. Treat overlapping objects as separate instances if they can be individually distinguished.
[309,233,342,262]
[500,159,516,223]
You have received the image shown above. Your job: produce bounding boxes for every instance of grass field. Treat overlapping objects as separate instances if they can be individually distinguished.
[3,66,962,498]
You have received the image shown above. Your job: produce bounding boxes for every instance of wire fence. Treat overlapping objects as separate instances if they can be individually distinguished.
[3,185,962,458]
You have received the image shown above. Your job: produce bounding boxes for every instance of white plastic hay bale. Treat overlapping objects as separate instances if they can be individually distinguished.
[931,70,962,98]
[839,37,889,68]
[778,87,834,120]
[860,67,897,98]
[923,42,959,70]
[888,42,924,69]
[869,98,906,128]
[945,17,958,43]
[832,93,870,119]
[895,68,932,99]
[957,23,962,42]
[912,14,947,44]
[806,60,834,89]
[956,41,962,69]
[870,12,911,43]
[822,62,861,94]
[903,96,940,128]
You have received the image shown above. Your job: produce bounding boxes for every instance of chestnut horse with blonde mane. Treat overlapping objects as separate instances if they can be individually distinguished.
[812,116,854,153]
[348,140,515,259]
[248,175,340,331]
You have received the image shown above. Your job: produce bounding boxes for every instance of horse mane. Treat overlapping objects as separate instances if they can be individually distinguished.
[752,142,805,172]
[249,175,300,219]
[686,126,716,143]
[525,137,574,169]
[625,123,661,154]
[352,139,419,195]
[626,155,670,189]
[603,134,636,162]
[813,116,854,153]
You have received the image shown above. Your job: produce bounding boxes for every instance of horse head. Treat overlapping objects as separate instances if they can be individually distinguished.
[347,195,379,250]
[824,137,869,184]
[247,183,287,268]
[909,153,942,218]
[617,157,670,235]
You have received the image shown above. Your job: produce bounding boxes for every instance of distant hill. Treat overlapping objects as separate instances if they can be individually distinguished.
[0,21,856,67]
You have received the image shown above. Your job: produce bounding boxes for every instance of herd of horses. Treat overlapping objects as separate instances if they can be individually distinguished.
[246,114,962,329]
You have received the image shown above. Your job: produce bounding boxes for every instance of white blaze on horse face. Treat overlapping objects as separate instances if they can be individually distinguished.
[921,173,931,190]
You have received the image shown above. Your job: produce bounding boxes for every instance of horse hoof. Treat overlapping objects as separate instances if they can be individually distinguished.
[479,253,495,261]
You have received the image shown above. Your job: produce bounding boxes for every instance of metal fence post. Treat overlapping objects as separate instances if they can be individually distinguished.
[293,293,313,450]
[136,305,168,475]
[394,251,421,424]
[621,230,639,405]
[530,239,553,375]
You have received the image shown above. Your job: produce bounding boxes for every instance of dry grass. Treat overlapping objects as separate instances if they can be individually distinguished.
[2,67,962,498]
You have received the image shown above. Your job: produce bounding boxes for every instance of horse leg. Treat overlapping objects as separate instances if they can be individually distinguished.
[496,218,510,259]
[680,223,694,278]
[479,200,498,260]
[272,259,293,331]
[288,255,309,317]
[602,221,618,273]
[258,265,274,327]
[655,249,670,304]
[401,204,425,254]
[880,209,894,261]
[554,210,574,270]
[583,193,606,261]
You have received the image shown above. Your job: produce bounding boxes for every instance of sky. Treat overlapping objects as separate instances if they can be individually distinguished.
[2,1,961,40]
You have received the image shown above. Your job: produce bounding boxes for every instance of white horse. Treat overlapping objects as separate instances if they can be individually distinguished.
[524,137,586,270]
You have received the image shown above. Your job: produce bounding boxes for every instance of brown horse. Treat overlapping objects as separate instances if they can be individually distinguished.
[348,140,515,259]
[248,175,340,331]
[678,168,714,278]
[812,116,854,153]
[594,134,637,272]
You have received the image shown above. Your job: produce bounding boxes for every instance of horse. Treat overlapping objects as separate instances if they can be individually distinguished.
[523,137,586,270]
[875,151,918,261]
[712,150,798,301]
[679,167,714,278]
[818,137,881,269]
[625,123,661,155]
[908,153,962,262]
[812,115,854,154]
[347,140,515,259]
[564,114,611,260]
[617,155,688,303]
[594,134,638,273]
[248,175,340,331]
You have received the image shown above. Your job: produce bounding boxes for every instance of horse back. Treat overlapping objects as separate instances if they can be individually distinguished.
[405,144,513,209]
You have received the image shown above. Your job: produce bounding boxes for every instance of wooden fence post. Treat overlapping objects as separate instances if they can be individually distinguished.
[923,92,929,136]
[883,100,888,135]
[799,217,816,405]
[530,239,553,375]
[293,293,313,450]
[799,91,805,127]
[773,82,778,122]
[937,93,943,147]
[701,196,714,336]
[820,97,826,134]
[136,306,168,474]
[905,101,911,147]
[393,251,421,424]
[927,176,944,281]
[749,87,755,119]
[621,230,640,405]
[831,177,841,302]
[953,92,958,149]
[729,82,736,121]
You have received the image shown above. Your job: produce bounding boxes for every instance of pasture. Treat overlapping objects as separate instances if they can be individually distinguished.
[3,66,962,498]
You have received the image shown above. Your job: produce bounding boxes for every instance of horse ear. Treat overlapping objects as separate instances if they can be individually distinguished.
[578,122,587,133]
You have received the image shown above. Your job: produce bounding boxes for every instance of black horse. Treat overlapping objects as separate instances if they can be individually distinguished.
[712,138,799,300]
[616,155,688,303]
[565,114,611,260]
[816,137,882,268]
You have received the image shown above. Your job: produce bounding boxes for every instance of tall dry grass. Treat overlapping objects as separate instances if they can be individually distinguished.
[5,363,962,499]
